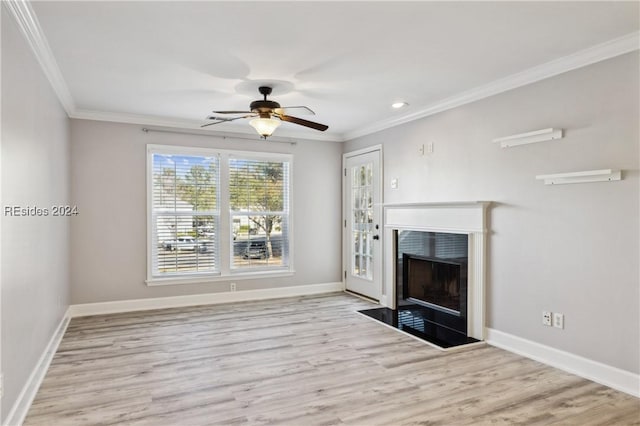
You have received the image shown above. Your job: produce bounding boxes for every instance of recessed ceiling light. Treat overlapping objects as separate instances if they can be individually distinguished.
[392,102,408,109]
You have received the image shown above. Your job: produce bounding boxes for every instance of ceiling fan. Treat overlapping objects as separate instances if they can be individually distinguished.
[201,86,328,138]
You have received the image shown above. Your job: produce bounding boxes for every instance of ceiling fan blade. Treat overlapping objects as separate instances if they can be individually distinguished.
[212,110,253,114]
[274,106,315,116]
[278,114,328,131]
[201,114,255,128]
[201,121,224,128]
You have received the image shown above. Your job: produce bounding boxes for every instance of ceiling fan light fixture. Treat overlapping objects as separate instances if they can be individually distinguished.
[249,117,281,138]
[203,86,327,134]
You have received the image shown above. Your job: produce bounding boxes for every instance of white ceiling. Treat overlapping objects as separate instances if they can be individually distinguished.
[26,1,640,141]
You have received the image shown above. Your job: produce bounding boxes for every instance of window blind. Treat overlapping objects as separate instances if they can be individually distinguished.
[229,157,290,270]
[151,153,220,277]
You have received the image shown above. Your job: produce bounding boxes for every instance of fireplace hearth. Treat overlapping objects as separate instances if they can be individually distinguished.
[359,306,479,348]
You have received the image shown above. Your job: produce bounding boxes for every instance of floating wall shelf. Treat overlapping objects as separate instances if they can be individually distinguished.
[535,169,621,185]
[493,128,563,148]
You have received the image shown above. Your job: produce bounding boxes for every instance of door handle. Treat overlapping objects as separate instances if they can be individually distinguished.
[373,235,380,240]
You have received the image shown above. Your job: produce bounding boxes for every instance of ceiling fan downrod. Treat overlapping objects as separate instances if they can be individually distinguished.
[258,86,272,100]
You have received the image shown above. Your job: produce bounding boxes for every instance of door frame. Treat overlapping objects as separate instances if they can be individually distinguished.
[342,145,383,302]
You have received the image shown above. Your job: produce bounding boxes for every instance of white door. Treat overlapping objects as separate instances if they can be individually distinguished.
[344,149,382,300]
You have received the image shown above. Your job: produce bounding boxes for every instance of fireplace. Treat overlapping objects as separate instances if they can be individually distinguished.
[359,202,489,349]
[396,231,469,338]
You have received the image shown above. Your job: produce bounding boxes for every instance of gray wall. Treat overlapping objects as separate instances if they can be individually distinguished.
[1,8,71,422]
[344,52,639,373]
[70,120,343,304]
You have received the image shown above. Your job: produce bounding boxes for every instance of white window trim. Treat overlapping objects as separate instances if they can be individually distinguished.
[146,144,294,285]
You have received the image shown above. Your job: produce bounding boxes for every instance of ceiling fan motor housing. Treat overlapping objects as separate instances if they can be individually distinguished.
[251,86,280,117]
[250,100,280,115]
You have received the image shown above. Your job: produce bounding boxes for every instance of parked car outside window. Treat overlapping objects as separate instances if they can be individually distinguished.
[243,241,268,259]
[162,236,207,252]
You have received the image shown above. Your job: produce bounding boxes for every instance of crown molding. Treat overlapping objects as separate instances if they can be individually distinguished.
[344,31,640,141]
[2,0,75,115]
[71,109,346,143]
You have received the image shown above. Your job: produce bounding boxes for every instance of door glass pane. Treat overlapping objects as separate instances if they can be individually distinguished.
[351,162,374,281]
[353,231,360,253]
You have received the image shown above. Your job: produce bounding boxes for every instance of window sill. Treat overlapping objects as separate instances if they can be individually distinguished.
[146,270,295,287]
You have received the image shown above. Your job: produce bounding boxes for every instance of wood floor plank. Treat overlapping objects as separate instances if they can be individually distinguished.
[24,293,639,426]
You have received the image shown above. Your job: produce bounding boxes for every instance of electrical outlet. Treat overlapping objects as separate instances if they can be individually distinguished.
[230,282,236,292]
[542,311,552,326]
[390,178,398,189]
[553,313,564,329]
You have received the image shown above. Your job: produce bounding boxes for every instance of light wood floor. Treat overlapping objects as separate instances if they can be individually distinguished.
[25,293,639,425]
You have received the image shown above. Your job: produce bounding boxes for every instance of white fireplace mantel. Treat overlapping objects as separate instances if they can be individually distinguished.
[382,201,490,340]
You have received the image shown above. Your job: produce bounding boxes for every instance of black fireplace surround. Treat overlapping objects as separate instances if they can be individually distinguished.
[360,230,478,348]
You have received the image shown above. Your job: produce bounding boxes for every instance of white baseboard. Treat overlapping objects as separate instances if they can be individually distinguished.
[69,282,343,317]
[486,328,639,398]
[4,309,71,426]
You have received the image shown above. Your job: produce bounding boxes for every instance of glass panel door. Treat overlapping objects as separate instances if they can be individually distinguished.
[344,149,381,300]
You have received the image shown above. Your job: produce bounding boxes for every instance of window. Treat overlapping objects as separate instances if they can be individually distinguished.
[230,157,290,271]
[150,151,220,279]
[147,145,292,284]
